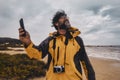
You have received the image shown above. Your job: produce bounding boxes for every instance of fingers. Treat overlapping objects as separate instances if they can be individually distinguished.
[18,28,31,45]
[18,28,24,33]
[18,27,21,30]
[18,28,30,37]
[18,27,26,36]
[19,32,25,36]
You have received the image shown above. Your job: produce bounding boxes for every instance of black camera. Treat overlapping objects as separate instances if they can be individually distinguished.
[53,66,65,73]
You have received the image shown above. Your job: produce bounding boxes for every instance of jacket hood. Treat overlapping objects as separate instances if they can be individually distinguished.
[49,27,81,38]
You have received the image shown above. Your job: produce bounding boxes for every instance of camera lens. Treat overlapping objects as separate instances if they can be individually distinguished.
[56,68,61,72]
[53,66,65,73]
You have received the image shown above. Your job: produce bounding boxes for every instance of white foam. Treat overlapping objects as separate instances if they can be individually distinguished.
[86,46,120,61]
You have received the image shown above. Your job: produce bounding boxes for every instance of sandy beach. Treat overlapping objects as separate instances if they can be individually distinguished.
[90,57,120,80]
[33,57,120,80]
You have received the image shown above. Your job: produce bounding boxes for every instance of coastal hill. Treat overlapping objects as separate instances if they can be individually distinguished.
[0,37,46,80]
[0,37,23,47]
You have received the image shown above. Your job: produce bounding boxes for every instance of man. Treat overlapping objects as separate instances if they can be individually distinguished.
[19,10,95,80]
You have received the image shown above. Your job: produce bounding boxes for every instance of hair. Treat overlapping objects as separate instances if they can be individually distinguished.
[52,10,67,30]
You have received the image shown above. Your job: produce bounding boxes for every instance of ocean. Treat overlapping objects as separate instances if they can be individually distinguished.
[0,46,120,60]
[85,46,120,60]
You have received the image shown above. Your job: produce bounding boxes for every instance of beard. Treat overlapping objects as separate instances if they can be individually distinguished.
[59,24,67,30]
[59,20,71,30]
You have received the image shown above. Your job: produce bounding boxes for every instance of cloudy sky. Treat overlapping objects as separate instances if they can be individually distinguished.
[0,0,120,45]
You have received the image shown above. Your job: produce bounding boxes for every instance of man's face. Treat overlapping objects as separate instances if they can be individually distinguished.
[55,16,70,35]
[58,15,68,25]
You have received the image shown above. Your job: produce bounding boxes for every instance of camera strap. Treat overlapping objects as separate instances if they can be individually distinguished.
[52,38,56,66]
[52,37,67,67]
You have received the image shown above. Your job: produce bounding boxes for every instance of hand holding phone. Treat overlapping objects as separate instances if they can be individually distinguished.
[19,18,26,36]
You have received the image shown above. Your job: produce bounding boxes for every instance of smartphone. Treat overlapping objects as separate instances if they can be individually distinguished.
[19,18,26,36]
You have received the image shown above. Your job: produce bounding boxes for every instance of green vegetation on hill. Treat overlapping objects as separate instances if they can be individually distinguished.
[0,37,23,47]
[0,54,46,80]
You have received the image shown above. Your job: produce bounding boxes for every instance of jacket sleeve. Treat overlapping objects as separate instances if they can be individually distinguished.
[25,37,51,60]
[76,36,96,80]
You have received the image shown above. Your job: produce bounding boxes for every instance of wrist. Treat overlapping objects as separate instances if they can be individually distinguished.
[23,40,32,48]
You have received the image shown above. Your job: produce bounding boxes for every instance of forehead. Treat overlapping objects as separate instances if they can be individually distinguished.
[60,15,67,18]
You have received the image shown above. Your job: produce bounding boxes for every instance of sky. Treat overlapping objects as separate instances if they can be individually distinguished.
[0,0,120,45]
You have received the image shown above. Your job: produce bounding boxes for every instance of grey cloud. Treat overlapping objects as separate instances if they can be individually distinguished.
[63,0,120,14]
[86,5,102,14]
[101,6,120,22]
[0,0,120,45]
[0,0,51,29]
[84,26,101,34]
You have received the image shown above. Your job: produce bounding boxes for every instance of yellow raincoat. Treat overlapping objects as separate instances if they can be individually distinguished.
[25,27,95,80]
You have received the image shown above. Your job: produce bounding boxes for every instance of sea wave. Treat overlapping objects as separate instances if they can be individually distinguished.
[86,46,120,60]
